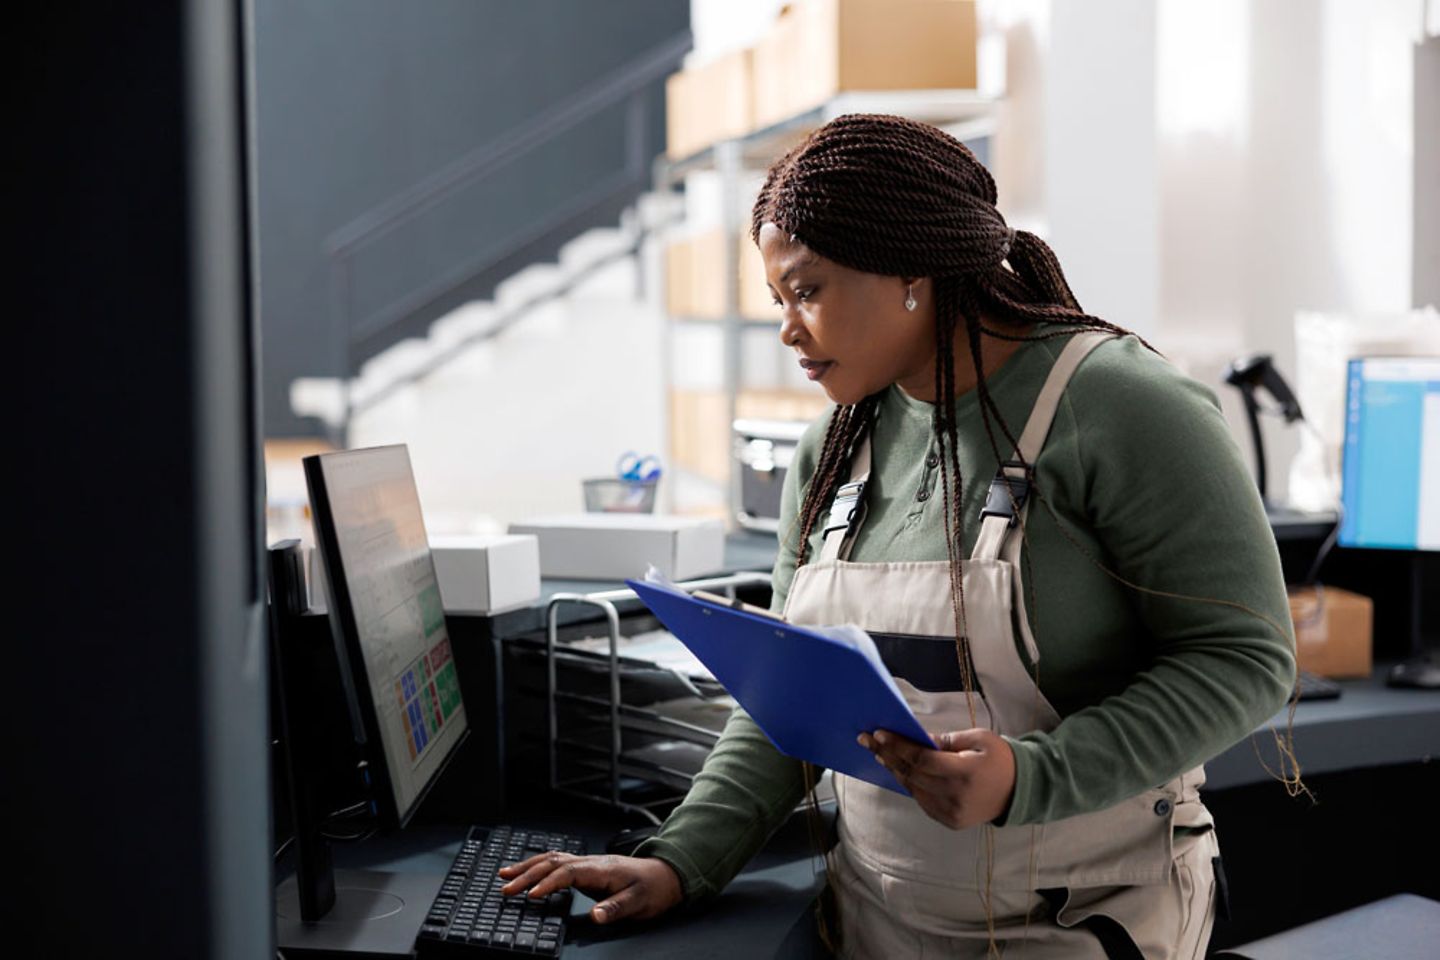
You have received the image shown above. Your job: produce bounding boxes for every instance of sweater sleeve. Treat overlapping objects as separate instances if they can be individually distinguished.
[631,412,830,901]
[995,339,1297,826]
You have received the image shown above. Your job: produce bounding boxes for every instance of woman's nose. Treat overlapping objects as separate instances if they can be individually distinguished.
[778,308,804,348]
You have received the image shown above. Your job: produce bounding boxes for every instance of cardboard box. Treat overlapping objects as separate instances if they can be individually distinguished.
[1287,585,1374,678]
[429,534,542,615]
[738,236,776,320]
[670,388,731,484]
[665,231,733,319]
[664,237,696,316]
[666,48,756,160]
[752,0,979,129]
[507,514,726,581]
[667,231,777,321]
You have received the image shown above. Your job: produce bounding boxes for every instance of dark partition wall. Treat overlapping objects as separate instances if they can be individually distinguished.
[15,2,271,957]
[252,0,689,438]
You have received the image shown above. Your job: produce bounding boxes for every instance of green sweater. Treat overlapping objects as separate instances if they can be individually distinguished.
[633,328,1296,904]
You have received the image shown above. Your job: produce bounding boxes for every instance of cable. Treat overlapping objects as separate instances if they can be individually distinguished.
[1297,418,1345,587]
[320,826,379,843]
[323,799,372,822]
[272,835,296,864]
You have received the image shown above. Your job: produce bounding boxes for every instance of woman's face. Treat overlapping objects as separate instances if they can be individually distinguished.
[758,222,937,406]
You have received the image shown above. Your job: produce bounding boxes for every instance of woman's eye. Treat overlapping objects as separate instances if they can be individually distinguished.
[796,289,813,302]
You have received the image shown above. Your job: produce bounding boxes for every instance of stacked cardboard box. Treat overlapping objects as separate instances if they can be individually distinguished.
[666,48,755,160]
[752,0,979,129]
[1287,585,1374,678]
[665,0,978,160]
[665,229,778,321]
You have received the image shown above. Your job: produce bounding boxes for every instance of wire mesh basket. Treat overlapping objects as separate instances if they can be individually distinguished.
[582,477,658,513]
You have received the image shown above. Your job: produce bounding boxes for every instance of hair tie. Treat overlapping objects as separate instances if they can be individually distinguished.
[998,227,1017,261]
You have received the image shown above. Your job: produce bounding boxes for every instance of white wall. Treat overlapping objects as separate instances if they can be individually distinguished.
[347,245,667,535]
[1153,0,1422,499]
[1044,0,1160,338]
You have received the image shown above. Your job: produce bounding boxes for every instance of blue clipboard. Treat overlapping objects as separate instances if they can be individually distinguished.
[625,578,935,795]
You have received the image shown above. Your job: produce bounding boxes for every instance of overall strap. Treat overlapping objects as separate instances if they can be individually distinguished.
[818,427,873,563]
[971,331,1116,564]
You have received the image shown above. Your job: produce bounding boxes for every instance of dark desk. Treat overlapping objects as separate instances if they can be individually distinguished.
[1205,662,1440,790]
[335,800,828,959]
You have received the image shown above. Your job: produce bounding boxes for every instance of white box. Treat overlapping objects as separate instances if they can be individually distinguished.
[428,533,542,615]
[507,514,726,581]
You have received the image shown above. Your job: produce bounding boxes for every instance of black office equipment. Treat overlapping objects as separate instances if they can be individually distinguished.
[734,418,808,532]
[269,541,340,921]
[1293,670,1342,701]
[274,444,589,958]
[1222,353,1305,505]
[1337,357,1440,690]
[415,825,586,957]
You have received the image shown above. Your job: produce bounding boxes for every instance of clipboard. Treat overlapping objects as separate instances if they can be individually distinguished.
[625,578,935,795]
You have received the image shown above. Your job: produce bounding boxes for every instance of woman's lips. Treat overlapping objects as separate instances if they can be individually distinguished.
[799,359,834,381]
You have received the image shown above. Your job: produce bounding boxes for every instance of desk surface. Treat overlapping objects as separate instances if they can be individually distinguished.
[1204,661,1440,790]
[454,532,1438,795]
[451,527,1437,785]
[335,801,828,959]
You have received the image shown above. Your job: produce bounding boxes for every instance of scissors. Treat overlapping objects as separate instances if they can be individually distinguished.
[617,451,663,483]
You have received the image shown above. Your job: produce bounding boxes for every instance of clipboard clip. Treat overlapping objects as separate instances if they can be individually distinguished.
[822,480,866,537]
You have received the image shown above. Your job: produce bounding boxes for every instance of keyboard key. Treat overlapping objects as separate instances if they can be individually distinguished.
[516,932,537,949]
[418,924,446,940]
[493,932,514,947]
[468,930,493,945]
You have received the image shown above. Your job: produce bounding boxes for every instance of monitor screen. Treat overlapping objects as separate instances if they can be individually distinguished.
[304,445,467,825]
[1339,356,1440,552]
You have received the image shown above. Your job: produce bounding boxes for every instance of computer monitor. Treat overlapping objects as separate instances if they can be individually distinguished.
[1337,356,1440,690]
[1338,356,1440,552]
[303,444,470,828]
[272,444,470,955]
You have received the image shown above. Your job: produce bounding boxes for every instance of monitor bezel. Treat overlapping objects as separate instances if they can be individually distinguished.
[303,445,470,831]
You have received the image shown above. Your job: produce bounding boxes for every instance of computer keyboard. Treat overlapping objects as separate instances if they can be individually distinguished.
[1295,669,1342,701]
[415,825,587,957]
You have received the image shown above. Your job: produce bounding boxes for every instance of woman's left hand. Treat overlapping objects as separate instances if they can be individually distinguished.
[858,728,1017,830]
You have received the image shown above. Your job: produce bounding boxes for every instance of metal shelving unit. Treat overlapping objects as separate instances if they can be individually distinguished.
[543,571,770,824]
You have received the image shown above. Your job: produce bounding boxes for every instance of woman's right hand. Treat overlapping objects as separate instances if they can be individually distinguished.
[497,852,684,924]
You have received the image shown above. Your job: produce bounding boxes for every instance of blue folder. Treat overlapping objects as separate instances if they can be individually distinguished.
[625,578,936,795]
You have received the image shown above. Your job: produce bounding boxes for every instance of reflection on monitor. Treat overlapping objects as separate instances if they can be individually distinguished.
[1339,357,1440,552]
[304,445,467,825]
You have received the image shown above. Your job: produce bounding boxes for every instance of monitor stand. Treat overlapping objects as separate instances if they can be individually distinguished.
[276,869,444,958]
[1387,554,1440,690]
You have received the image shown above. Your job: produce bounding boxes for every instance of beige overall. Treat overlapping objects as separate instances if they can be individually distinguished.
[782,332,1221,959]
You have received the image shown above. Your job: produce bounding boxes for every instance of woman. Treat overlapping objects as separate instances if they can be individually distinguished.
[498,114,1298,958]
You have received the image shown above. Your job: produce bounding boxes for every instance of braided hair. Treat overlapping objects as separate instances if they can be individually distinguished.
[753,113,1146,617]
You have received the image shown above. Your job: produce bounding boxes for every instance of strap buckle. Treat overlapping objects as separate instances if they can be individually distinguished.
[978,461,1032,528]
[822,480,866,537]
